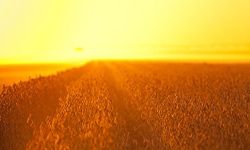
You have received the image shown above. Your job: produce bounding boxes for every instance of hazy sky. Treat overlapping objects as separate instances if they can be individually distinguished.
[0,0,250,64]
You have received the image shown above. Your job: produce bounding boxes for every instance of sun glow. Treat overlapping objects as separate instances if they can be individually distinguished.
[0,0,250,64]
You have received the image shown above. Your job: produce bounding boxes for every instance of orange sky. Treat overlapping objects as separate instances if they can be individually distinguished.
[0,0,250,64]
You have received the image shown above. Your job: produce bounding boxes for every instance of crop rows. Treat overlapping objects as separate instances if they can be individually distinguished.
[0,62,249,149]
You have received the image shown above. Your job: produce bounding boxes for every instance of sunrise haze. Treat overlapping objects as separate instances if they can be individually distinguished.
[0,0,250,64]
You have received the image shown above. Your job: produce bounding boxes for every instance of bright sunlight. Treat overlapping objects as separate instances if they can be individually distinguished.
[0,0,250,64]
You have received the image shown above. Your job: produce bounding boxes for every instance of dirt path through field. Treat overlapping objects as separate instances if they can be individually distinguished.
[102,62,165,149]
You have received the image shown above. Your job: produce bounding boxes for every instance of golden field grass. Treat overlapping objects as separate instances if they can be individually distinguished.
[0,64,77,92]
[0,61,249,149]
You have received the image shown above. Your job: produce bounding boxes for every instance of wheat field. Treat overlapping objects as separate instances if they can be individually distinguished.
[0,61,249,149]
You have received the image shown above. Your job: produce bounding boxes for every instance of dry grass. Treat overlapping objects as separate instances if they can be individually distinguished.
[0,61,249,149]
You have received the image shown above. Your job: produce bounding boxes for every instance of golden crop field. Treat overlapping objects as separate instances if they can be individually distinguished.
[1,0,250,149]
[0,61,249,149]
